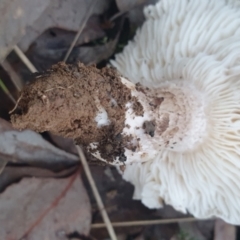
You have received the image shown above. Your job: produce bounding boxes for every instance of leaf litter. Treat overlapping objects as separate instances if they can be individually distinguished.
[0,118,78,169]
[0,0,51,61]
[0,172,91,240]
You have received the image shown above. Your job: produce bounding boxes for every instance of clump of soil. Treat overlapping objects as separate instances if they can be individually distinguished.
[11,62,133,156]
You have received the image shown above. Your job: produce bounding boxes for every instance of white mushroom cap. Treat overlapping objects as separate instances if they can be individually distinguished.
[111,0,240,224]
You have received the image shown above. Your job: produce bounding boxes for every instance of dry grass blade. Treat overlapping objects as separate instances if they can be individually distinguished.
[13,45,38,73]
[91,217,204,228]
[76,145,118,240]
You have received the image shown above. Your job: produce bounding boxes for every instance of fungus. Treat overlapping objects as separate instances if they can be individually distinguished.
[110,0,240,224]
[11,0,240,225]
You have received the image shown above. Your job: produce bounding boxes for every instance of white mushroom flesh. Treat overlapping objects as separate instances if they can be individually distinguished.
[107,0,240,225]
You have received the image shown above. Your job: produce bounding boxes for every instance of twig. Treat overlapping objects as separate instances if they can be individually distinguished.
[76,146,118,240]
[9,93,22,114]
[63,0,96,62]
[92,217,208,228]
[19,169,80,239]
[13,45,38,73]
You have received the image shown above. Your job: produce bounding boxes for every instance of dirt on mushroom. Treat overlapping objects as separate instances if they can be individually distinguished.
[10,62,143,162]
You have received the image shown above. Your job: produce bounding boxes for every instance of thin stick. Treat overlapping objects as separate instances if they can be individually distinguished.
[92,217,207,228]
[9,93,22,114]
[13,45,38,73]
[76,146,117,240]
[63,0,95,62]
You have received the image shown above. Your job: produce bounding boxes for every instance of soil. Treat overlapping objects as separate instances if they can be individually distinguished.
[10,62,136,161]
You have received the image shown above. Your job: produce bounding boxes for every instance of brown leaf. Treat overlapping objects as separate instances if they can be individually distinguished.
[0,175,91,240]
[214,219,236,240]
[0,165,77,193]
[0,118,78,168]
[67,39,119,65]
[23,32,120,72]
[49,133,78,155]
[18,0,110,52]
[0,0,51,61]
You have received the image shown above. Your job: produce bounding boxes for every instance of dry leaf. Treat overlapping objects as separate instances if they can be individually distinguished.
[49,133,78,155]
[0,175,91,240]
[0,166,77,193]
[23,27,120,71]
[0,118,78,168]
[24,35,117,70]
[67,39,119,65]
[0,0,51,61]
[18,0,110,52]
[214,219,236,240]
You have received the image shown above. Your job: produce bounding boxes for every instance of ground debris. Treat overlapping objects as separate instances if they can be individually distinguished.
[0,174,91,240]
[0,118,78,169]
[0,0,50,61]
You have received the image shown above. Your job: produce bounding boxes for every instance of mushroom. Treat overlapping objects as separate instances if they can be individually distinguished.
[10,0,240,225]
[110,0,240,224]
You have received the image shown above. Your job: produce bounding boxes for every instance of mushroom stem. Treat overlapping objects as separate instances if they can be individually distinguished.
[92,78,207,166]
[11,62,206,165]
